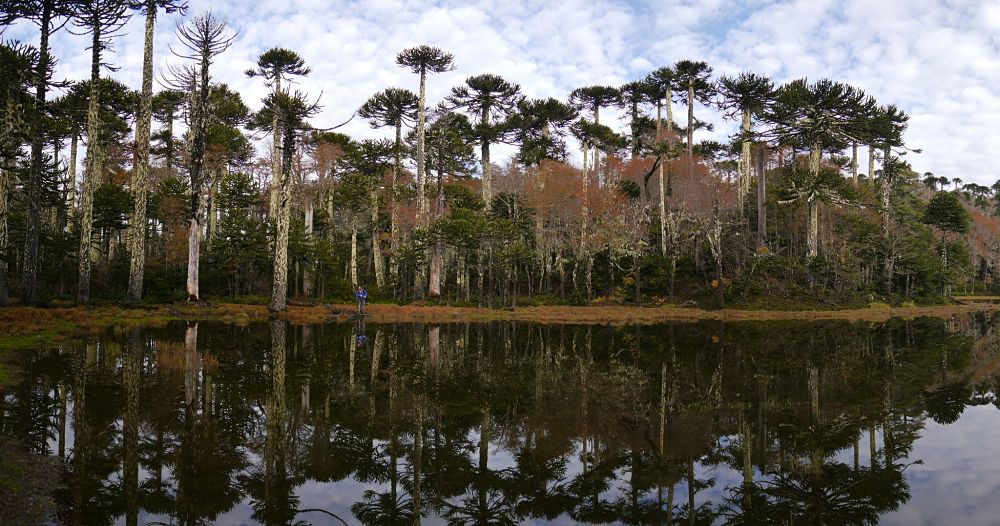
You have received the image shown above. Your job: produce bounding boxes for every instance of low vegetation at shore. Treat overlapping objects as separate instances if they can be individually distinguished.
[2,299,1000,352]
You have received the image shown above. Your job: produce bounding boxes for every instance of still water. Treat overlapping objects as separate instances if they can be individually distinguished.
[3,315,1000,525]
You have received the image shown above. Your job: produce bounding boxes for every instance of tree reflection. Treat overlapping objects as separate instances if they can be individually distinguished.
[1,316,995,524]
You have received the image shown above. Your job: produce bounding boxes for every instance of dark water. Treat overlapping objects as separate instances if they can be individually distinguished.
[3,315,1000,525]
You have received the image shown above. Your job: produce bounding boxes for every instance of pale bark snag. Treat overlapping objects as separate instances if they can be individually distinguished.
[303,197,314,295]
[186,219,200,300]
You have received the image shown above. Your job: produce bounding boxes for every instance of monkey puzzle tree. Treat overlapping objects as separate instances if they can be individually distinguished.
[170,12,236,303]
[717,72,774,214]
[124,0,188,305]
[448,73,522,207]
[3,0,75,304]
[72,0,131,304]
[923,190,969,295]
[420,108,475,298]
[150,89,185,173]
[569,85,620,186]
[395,45,454,224]
[50,85,88,226]
[616,80,656,159]
[341,138,395,289]
[261,89,320,312]
[511,97,578,166]
[246,47,311,220]
[765,78,875,258]
[865,103,909,235]
[645,66,678,257]
[358,87,418,289]
[0,41,43,305]
[672,60,714,181]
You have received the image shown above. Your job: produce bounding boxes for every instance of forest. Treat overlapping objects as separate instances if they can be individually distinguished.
[0,1,993,311]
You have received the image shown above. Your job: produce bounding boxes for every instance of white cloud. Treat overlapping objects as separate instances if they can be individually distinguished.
[4,0,1000,182]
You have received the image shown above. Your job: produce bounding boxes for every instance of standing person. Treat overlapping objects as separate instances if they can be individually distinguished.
[360,286,368,314]
[355,285,363,314]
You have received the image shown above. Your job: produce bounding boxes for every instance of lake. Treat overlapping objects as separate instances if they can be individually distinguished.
[3,314,1000,525]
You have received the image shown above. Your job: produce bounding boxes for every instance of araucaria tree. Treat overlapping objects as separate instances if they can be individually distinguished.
[170,12,235,303]
[766,78,875,258]
[569,85,620,187]
[0,42,44,305]
[263,90,320,312]
[717,72,774,214]
[672,60,714,180]
[245,47,311,220]
[395,45,454,224]
[448,73,522,207]
[3,0,75,304]
[73,0,131,304]
[125,0,188,304]
[358,87,418,291]
[0,15,987,309]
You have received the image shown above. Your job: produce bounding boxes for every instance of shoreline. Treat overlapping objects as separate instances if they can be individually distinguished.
[0,300,997,329]
[0,300,997,352]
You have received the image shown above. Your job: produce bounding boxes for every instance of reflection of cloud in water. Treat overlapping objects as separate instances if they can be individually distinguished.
[883,405,1000,525]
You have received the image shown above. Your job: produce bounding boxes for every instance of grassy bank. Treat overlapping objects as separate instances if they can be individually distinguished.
[1,300,998,343]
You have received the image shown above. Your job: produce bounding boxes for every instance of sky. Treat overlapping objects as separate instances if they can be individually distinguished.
[5,0,1000,183]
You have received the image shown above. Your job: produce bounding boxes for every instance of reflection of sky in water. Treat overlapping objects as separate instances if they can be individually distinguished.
[102,406,1000,525]
[882,405,1000,526]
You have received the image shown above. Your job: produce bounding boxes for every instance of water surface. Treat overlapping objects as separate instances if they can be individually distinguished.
[3,315,1000,524]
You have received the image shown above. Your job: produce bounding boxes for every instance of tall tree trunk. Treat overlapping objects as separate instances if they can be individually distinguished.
[270,126,293,312]
[429,154,444,298]
[371,190,385,288]
[0,163,8,306]
[269,76,282,221]
[416,67,428,222]
[882,146,894,290]
[481,140,492,207]
[78,20,103,304]
[21,2,52,304]
[186,44,211,303]
[127,1,157,304]
[807,200,818,259]
[303,196,314,295]
[851,141,858,181]
[186,219,200,300]
[350,223,358,288]
[756,144,767,248]
[806,145,821,259]
[687,82,695,181]
[630,99,639,158]
[657,101,668,257]
[66,133,77,228]
[481,106,492,207]
[738,109,751,213]
[389,123,401,290]
[867,145,875,185]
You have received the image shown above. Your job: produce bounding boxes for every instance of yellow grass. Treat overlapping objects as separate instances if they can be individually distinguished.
[1,300,998,348]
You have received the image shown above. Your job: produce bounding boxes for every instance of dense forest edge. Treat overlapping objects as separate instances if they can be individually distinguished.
[2,4,999,316]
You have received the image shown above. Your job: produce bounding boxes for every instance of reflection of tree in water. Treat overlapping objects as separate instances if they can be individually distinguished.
[3,315,998,524]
